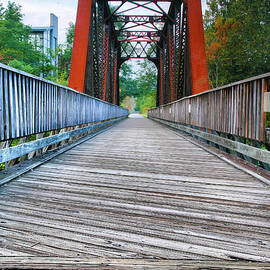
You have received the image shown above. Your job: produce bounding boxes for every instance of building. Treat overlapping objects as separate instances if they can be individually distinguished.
[31,14,58,71]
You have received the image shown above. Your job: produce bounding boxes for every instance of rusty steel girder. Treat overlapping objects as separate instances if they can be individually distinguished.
[69,0,209,106]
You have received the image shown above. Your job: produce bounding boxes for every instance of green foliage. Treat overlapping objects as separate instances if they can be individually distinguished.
[0,163,5,170]
[8,59,34,74]
[42,22,74,87]
[119,60,157,114]
[0,1,55,76]
[135,91,156,116]
[204,0,270,87]
[0,1,73,85]
[267,113,270,128]
[46,71,69,87]
[46,22,74,87]
[121,96,136,112]
[136,61,157,96]
[58,23,74,77]
[135,61,157,114]
[119,62,139,102]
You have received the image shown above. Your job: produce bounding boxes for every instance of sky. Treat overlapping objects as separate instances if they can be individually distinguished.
[1,0,208,44]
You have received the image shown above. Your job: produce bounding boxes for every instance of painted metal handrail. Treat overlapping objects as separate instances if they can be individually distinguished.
[0,63,128,142]
[149,73,270,142]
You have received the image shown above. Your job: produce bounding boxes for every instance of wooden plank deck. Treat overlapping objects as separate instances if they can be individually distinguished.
[0,117,270,268]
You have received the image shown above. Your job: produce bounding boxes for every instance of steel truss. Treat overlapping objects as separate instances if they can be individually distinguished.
[75,0,193,106]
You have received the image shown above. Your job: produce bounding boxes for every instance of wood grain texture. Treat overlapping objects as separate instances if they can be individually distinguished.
[0,117,270,268]
[149,117,270,166]
[1,258,270,270]
[149,73,270,142]
[0,117,124,163]
[0,64,128,142]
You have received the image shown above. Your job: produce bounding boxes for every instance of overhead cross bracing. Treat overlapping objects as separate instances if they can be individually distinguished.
[69,0,210,107]
[108,0,172,59]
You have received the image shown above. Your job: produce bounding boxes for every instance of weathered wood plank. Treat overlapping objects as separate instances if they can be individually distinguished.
[149,73,270,142]
[17,74,24,138]
[4,70,10,140]
[0,118,124,163]
[0,117,270,264]
[0,68,4,141]
[0,63,128,143]
[150,117,270,166]
[1,258,270,270]
[264,92,270,112]
[2,199,270,255]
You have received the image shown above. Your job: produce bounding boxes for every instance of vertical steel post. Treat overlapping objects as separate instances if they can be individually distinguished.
[168,24,175,102]
[113,50,118,105]
[156,66,161,107]
[68,0,93,93]
[185,0,210,95]
[102,27,109,101]
[116,49,122,106]
[116,66,120,106]
[160,51,164,105]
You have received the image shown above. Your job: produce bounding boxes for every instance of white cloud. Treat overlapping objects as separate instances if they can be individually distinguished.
[1,0,78,43]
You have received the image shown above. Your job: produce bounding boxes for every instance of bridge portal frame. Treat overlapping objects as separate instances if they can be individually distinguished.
[68,0,209,106]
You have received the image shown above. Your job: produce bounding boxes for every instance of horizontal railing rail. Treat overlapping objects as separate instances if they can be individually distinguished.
[0,118,120,165]
[0,63,128,142]
[149,73,270,143]
[0,63,128,169]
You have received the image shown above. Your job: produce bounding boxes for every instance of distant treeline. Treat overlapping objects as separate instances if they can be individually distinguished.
[204,0,270,88]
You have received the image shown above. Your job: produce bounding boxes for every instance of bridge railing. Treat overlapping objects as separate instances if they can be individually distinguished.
[0,63,128,168]
[0,63,128,141]
[149,73,270,142]
[149,73,270,168]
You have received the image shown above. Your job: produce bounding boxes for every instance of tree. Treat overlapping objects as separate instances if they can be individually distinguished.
[119,62,139,103]
[119,60,157,114]
[0,1,54,76]
[121,96,136,111]
[204,0,270,87]
[58,22,74,77]
[46,23,75,86]
[136,60,157,96]
[135,60,157,114]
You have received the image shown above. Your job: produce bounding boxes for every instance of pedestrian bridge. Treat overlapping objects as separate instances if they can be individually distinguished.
[0,62,270,269]
[0,0,270,266]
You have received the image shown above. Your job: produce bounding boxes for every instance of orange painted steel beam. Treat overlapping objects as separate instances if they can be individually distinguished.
[68,0,93,93]
[168,26,175,102]
[185,0,210,95]
[160,53,164,105]
[113,53,118,105]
